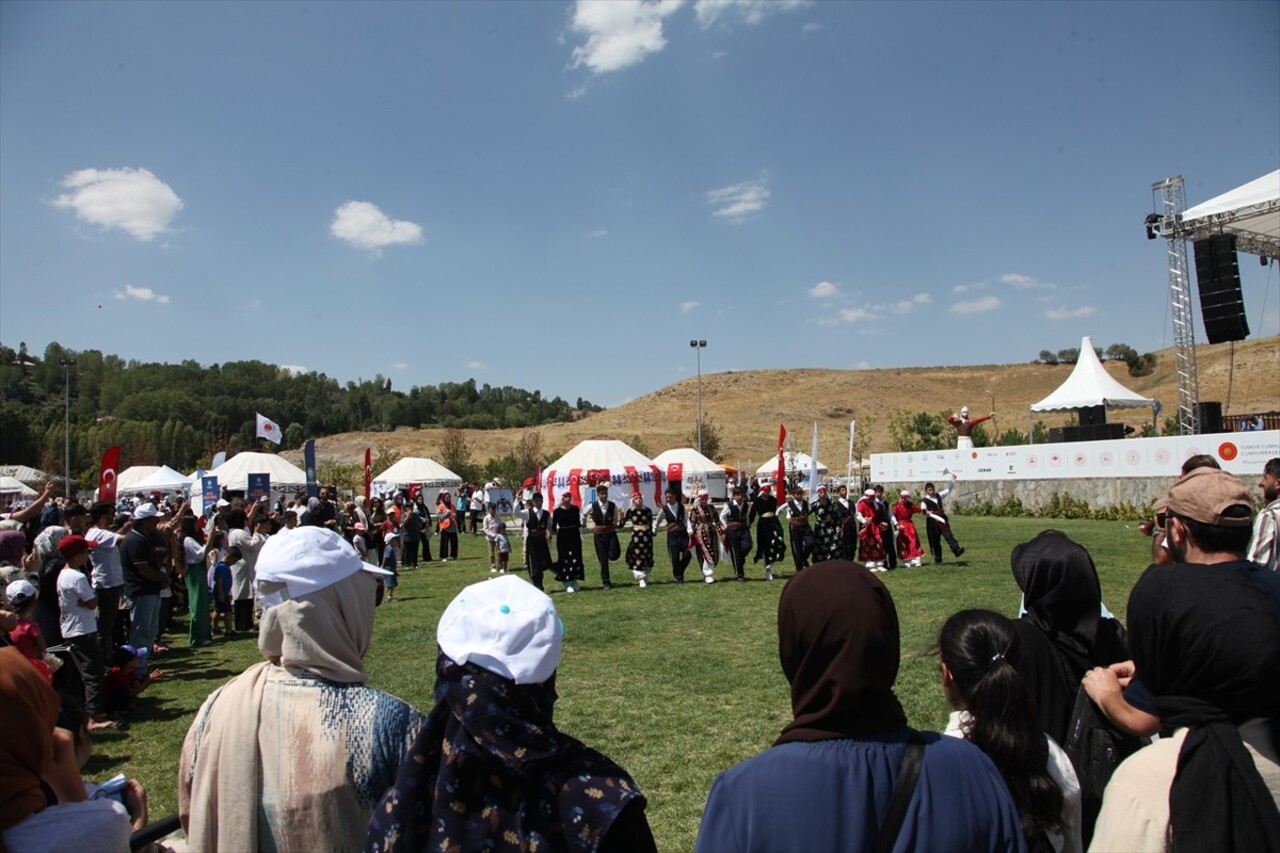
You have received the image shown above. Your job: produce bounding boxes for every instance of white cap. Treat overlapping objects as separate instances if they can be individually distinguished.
[5,579,37,606]
[133,502,160,519]
[864,488,876,497]
[900,490,912,497]
[436,574,563,685]
[255,526,390,602]
[216,498,231,508]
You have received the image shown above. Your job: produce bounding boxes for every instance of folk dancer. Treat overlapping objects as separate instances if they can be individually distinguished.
[720,485,754,582]
[688,489,721,584]
[585,483,621,591]
[523,494,554,592]
[947,406,995,450]
[873,485,898,570]
[835,485,859,561]
[749,483,786,581]
[892,490,925,567]
[659,487,693,582]
[855,488,887,571]
[921,475,965,564]
[782,486,813,572]
[550,492,585,593]
[810,485,842,563]
[621,493,655,588]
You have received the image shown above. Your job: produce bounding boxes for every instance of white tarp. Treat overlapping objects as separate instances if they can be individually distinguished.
[541,439,666,512]
[207,452,308,490]
[0,476,36,496]
[372,457,463,492]
[651,447,728,499]
[1181,169,1280,257]
[1029,336,1155,412]
[127,465,195,494]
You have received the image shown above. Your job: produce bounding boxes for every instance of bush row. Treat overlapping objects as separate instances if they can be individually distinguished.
[951,493,1153,522]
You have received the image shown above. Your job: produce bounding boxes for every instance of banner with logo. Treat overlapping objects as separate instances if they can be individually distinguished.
[247,472,270,502]
[872,431,1280,482]
[202,476,220,506]
[364,447,372,501]
[98,446,121,503]
[304,440,318,499]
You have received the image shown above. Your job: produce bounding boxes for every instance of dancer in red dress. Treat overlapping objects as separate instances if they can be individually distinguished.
[855,488,886,571]
[892,490,925,567]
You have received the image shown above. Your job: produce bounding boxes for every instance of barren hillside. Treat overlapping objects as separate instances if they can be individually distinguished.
[295,335,1279,469]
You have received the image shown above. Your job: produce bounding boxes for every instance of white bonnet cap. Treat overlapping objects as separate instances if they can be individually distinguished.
[437,574,563,685]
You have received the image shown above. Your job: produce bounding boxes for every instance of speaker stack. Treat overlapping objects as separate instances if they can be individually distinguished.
[1193,235,1250,344]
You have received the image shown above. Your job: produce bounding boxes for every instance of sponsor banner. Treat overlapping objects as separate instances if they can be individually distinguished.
[202,476,220,506]
[872,431,1280,482]
[247,472,270,502]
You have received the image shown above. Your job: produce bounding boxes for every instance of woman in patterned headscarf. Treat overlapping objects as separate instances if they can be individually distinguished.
[367,575,656,853]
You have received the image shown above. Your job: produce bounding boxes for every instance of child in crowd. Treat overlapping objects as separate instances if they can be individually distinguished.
[351,523,369,563]
[103,645,162,716]
[209,546,239,638]
[495,521,510,574]
[382,532,399,601]
[4,579,58,683]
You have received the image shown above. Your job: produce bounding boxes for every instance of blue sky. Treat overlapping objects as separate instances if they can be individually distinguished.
[1,0,1276,407]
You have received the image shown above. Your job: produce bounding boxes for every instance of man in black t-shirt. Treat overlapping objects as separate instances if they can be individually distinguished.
[120,503,170,675]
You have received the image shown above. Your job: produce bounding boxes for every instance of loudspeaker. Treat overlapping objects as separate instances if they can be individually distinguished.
[1049,427,1070,443]
[1195,401,1224,434]
[1193,235,1250,344]
[1078,405,1106,427]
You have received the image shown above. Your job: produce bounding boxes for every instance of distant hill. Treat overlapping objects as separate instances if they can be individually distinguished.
[298,335,1279,470]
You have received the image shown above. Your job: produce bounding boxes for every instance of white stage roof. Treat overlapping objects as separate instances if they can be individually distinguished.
[1181,169,1280,258]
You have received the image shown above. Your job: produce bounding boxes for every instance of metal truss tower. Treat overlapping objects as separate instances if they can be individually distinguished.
[1152,175,1200,435]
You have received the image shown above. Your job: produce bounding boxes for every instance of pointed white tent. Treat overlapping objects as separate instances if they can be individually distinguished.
[127,465,196,494]
[116,466,161,494]
[1028,336,1157,441]
[541,439,666,511]
[372,457,463,493]
[206,452,308,491]
[755,452,828,483]
[652,447,728,499]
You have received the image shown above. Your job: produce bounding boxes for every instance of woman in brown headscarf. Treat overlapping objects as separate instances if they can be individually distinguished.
[695,560,1025,852]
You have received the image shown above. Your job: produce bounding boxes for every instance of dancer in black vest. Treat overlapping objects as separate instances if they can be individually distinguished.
[749,484,786,581]
[659,488,692,582]
[873,485,898,570]
[835,485,858,561]
[783,486,813,571]
[921,475,965,563]
[550,492,584,593]
[720,486,754,581]
[587,483,620,590]
[524,493,554,591]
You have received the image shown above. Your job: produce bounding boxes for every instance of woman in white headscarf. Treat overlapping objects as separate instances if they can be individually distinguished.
[179,528,423,853]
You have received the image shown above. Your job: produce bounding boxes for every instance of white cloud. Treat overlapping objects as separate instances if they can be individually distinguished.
[392,362,408,370]
[706,173,769,223]
[279,364,308,376]
[588,228,608,238]
[52,167,182,241]
[330,201,423,254]
[567,85,590,99]
[952,282,987,293]
[1045,305,1097,320]
[802,21,821,32]
[949,295,1002,315]
[852,359,871,370]
[1000,272,1056,291]
[835,306,874,323]
[680,300,701,312]
[112,284,170,304]
[711,50,728,59]
[809,281,840,299]
[694,0,807,28]
[569,0,685,74]
[891,293,932,314]
[467,360,487,370]
[817,292,933,325]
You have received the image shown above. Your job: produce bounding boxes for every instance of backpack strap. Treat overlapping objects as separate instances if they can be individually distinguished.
[876,730,926,853]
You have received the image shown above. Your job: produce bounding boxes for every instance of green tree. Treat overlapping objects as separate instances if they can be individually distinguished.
[689,417,723,461]
[1038,350,1058,365]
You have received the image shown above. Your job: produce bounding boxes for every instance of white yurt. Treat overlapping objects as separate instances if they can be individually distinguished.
[651,447,727,500]
[372,457,463,495]
[541,439,666,511]
[206,452,309,491]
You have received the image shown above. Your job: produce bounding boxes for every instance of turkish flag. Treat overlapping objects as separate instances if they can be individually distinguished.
[775,425,787,508]
[98,446,121,502]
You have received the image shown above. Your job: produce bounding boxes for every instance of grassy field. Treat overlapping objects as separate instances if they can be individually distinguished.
[86,517,1150,851]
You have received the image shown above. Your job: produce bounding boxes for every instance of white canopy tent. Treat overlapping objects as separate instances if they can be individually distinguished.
[541,439,666,512]
[127,465,196,494]
[651,447,728,499]
[0,465,46,485]
[754,452,829,485]
[0,476,37,497]
[1181,169,1280,259]
[372,457,463,495]
[1028,335,1156,440]
[206,452,308,491]
[115,466,161,495]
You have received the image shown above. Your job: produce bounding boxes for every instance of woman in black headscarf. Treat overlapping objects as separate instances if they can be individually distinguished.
[1007,530,1128,746]
[1091,564,1280,851]
[695,561,1024,852]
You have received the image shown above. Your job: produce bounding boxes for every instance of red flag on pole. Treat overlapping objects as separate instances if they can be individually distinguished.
[363,447,372,501]
[98,446,121,503]
[775,425,787,508]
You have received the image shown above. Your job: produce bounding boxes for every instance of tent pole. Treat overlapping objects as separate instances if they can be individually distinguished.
[1027,409,1033,445]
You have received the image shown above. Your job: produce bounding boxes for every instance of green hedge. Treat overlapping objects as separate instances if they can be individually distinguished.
[953,492,1152,521]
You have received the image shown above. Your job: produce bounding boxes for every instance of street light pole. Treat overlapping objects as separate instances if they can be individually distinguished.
[59,357,76,495]
[690,340,706,454]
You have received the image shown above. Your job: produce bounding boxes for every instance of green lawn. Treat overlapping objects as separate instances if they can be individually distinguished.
[86,517,1150,851]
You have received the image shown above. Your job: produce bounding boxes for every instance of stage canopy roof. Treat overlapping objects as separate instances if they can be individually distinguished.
[1181,169,1280,258]
[1029,336,1155,413]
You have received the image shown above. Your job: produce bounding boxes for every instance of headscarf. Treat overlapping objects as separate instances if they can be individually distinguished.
[258,569,375,684]
[181,569,379,850]
[0,646,59,832]
[1128,564,1280,851]
[775,560,906,744]
[0,529,25,566]
[367,652,645,853]
[1010,530,1108,669]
